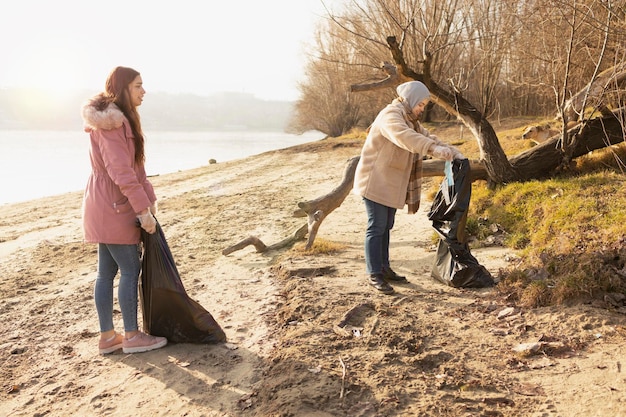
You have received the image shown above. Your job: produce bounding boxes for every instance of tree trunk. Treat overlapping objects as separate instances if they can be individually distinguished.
[510,110,626,179]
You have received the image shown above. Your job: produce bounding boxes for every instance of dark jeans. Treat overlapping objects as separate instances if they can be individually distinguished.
[94,243,141,333]
[363,197,396,275]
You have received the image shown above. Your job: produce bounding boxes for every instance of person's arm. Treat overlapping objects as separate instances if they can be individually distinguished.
[97,126,156,233]
[97,127,151,211]
[420,123,465,160]
[377,108,439,156]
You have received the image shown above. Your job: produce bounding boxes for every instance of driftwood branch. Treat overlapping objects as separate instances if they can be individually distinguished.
[222,236,267,255]
[222,157,359,255]
[222,224,308,255]
[294,156,360,249]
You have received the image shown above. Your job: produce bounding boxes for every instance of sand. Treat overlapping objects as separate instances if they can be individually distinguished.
[1,137,625,416]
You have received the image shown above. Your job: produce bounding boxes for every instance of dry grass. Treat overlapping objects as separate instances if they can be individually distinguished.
[294,237,347,255]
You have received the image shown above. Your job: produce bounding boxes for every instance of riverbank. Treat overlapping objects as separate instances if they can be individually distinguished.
[1,136,624,416]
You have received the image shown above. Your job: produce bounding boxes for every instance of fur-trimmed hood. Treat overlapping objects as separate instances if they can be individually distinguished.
[81,101,125,132]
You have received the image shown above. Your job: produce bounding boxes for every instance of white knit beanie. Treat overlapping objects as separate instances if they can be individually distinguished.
[396,81,430,109]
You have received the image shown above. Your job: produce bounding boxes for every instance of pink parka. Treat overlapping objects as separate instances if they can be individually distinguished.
[353,99,445,209]
[81,102,156,245]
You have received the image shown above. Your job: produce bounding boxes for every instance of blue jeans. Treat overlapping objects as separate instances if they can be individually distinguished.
[363,197,396,275]
[94,243,141,333]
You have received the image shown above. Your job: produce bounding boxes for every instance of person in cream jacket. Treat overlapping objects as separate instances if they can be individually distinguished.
[353,81,464,294]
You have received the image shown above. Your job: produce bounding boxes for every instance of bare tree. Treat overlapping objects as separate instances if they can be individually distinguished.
[288,14,390,136]
[338,0,626,182]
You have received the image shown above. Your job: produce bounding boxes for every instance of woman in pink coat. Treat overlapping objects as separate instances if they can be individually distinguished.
[82,66,167,354]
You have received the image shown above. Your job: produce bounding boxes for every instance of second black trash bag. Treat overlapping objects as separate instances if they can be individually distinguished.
[428,159,495,288]
[139,221,226,344]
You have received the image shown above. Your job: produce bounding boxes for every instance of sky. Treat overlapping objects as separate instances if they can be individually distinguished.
[0,0,342,101]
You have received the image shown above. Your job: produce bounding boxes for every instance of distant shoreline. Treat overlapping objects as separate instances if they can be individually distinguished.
[0,130,324,206]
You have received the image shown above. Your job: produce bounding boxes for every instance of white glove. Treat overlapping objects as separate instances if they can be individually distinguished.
[453,149,466,160]
[150,201,158,216]
[137,210,157,234]
[432,145,453,161]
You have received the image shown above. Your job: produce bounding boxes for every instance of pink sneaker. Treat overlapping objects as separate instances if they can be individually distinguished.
[99,333,124,355]
[122,332,167,353]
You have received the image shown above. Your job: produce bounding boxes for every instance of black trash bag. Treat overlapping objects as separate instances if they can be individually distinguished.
[428,158,472,239]
[430,236,495,288]
[139,221,226,343]
[428,159,495,288]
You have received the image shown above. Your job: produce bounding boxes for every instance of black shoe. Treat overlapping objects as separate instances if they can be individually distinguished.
[368,274,395,295]
[382,267,408,283]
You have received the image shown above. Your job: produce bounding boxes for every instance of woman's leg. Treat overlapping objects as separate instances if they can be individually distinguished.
[105,243,141,333]
[94,243,119,333]
[363,198,396,294]
[375,206,408,282]
[97,243,167,353]
[381,204,396,269]
[363,198,396,275]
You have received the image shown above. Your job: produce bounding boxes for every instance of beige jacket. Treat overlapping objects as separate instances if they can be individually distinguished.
[353,99,444,209]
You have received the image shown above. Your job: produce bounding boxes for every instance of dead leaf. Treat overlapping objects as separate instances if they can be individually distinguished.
[513,342,542,355]
[308,365,322,374]
[513,383,545,396]
[7,384,20,394]
[497,307,516,319]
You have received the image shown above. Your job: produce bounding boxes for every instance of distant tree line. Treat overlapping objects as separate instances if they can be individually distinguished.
[0,89,294,131]
[289,0,626,138]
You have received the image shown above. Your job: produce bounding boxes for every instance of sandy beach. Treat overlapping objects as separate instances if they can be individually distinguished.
[1,136,625,416]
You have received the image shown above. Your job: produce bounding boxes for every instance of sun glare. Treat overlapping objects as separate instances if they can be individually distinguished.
[7,36,88,98]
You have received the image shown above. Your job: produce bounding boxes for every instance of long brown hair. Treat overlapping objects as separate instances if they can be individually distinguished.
[93,66,145,165]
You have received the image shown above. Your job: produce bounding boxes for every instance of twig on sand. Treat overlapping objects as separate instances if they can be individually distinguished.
[339,356,346,399]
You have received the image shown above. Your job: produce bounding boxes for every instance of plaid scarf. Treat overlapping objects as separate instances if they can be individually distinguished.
[406,153,423,214]
[399,97,424,214]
